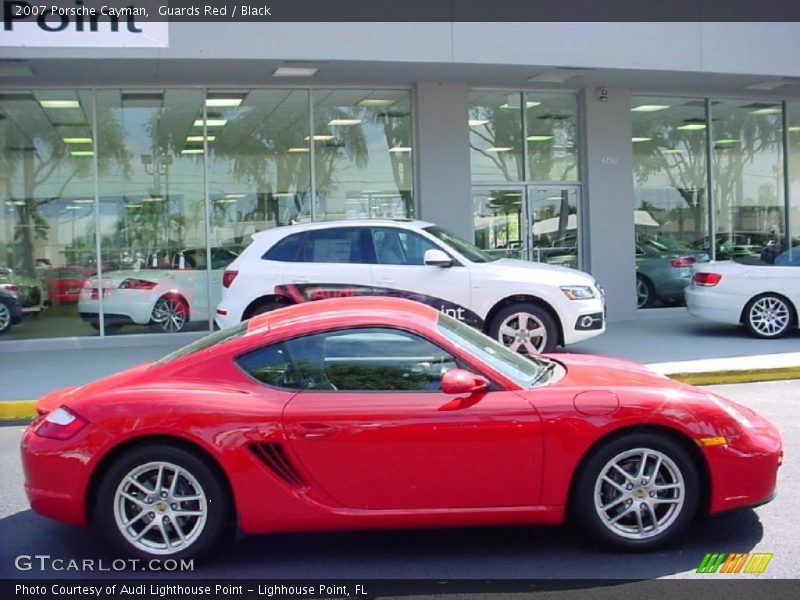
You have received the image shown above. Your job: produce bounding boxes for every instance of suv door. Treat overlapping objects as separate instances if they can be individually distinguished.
[370,227,475,324]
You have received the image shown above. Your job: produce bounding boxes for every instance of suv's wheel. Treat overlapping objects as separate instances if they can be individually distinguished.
[95,445,232,561]
[488,302,557,354]
[151,296,189,333]
[636,275,655,309]
[573,433,699,550]
[744,293,794,339]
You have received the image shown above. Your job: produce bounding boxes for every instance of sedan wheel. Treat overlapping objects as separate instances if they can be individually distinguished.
[574,433,698,549]
[489,303,557,354]
[636,275,654,309]
[745,294,793,338]
[151,297,189,333]
[0,303,11,334]
[96,445,231,560]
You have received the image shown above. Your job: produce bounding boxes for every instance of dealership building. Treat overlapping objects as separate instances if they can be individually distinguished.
[1,17,799,347]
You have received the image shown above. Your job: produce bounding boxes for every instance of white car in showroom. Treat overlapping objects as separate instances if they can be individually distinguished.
[686,247,800,338]
[79,247,239,333]
[215,220,605,353]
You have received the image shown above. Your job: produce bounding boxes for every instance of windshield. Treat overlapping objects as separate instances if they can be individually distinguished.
[437,312,550,387]
[423,225,498,263]
[153,321,248,367]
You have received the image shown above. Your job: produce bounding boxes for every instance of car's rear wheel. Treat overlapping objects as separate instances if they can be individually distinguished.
[0,302,11,334]
[96,445,232,561]
[151,296,189,333]
[245,297,293,320]
[573,433,698,550]
[636,275,655,309]
[744,293,794,339]
[488,303,557,354]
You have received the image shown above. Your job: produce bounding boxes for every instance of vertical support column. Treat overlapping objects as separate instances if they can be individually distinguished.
[414,83,473,239]
[580,87,637,322]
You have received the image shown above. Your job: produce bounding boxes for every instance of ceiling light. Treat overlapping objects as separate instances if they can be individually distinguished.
[328,119,361,126]
[193,119,227,127]
[527,135,554,141]
[788,126,800,133]
[40,100,79,109]
[469,119,490,126]
[663,149,684,154]
[205,98,242,107]
[125,204,143,209]
[304,134,334,141]
[186,135,216,142]
[500,101,541,109]
[142,196,163,202]
[357,99,396,107]
[486,147,513,152]
[632,105,671,112]
[63,137,93,144]
[632,137,653,143]
[8,200,26,206]
[272,67,318,77]
[677,123,706,131]
[714,138,740,145]
[223,193,247,199]
[65,205,82,210]
[388,146,412,152]
[74,198,95,204]
[287,147,310,153]
[749,107,781,115]
[181,148,204,154]
[70,150,94,156]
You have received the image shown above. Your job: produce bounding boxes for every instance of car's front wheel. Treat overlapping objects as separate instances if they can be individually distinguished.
[95,444,232,561]
[0,302,12,334]
[151,296,189,333]
[573,433,699,550]
[744,293,794,339]
[488,302,557,354]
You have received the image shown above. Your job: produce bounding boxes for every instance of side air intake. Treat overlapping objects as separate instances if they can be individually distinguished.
[249,443,305,487]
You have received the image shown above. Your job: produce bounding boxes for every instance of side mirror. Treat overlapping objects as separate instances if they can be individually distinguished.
[424,248,453,267]
[440,369,489,394]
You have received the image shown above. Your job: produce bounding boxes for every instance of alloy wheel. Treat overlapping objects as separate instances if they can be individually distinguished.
[152,298,188,333]
[0,303,10,333]
[593,448,685,540]
[748,296,790,337]
[113,461,208,555]
[636,278,651,309]
[497,312,547,354]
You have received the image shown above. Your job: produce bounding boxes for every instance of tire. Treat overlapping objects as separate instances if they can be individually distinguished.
[743,293,794,339]
[245,298,293,320]
[636,275,655,309]
[95,444,233,561]
[488,302,558,354]
[0,302,11,334]
[151,296,189,333]
[573,432,699,551]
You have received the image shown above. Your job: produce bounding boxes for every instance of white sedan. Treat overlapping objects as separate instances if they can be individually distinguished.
[686,248,800,338]
[79,248,238,333]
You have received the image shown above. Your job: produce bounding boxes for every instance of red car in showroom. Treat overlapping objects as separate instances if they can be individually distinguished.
[47,266,90,305]
[21,297,781,561]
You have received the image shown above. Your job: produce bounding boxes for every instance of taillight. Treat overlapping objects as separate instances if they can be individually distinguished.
[670,257,696,268]
[118,278,157,290]
[222,270,238,288]
[694,272,722,286]
[0,283,18,294]
[33,406,88,440]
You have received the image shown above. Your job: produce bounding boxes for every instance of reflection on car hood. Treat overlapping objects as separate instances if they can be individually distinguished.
[481,258,597,285]
[550,353,687,391]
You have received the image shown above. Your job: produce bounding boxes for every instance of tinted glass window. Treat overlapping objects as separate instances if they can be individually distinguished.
[299,228,373,264]
[263,233,304,262]
[372,228,438,265]
[423,225,496,263]
[237,343,291,387]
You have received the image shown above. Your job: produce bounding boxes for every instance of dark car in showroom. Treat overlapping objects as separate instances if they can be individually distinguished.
[0,288,23,334]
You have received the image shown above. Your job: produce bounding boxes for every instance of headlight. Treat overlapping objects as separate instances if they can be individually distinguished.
[560,285,595,300]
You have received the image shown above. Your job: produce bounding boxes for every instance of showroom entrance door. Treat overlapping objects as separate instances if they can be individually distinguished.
[473,185,582,268]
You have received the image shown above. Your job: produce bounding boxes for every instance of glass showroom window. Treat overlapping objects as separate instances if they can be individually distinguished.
[94,89,208,336]
[790,103,800,251]
[0,90,96,340]
[311,90,413,221]
[469,91,525,183]
[525,92,580,182]
[204,89,311,245]
[631,96,709,309]
[711,100,784,263]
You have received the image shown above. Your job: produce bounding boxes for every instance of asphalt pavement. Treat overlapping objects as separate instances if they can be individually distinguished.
[1,379,797,580]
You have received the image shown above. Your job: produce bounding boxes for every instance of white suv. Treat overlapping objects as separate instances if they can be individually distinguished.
[216,220,605,353]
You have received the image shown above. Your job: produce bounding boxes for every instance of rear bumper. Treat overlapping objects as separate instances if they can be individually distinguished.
[685,287,744,325]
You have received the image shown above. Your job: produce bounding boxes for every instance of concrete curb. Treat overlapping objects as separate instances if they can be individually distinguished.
[0,400,37,420]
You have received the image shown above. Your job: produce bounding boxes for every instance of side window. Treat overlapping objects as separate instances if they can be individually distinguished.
[263,233,304,262]
[373,228,438,266]
[236,343,291,388]
[299,227,373,264]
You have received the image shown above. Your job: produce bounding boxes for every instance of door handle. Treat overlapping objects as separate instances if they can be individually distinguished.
[375,277,396,285]
[291,276,309,283]
[294,422,338,439]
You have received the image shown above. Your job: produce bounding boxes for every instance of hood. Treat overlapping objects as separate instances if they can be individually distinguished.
[481,258,597,286]
[549,353,689,391]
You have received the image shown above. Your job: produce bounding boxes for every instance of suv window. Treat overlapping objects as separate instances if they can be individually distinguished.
[263,233,304,262]
[237,327,459,392]
[372,227,438,265]
[299,227,374,264]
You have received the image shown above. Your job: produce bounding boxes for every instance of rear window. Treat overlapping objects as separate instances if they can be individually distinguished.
[263,233,304,262]
[153,322,248,367]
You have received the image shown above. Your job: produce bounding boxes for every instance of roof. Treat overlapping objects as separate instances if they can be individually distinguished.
[249,219,435,241]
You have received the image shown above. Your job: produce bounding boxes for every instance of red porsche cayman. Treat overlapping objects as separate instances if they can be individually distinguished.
[22,297,782,560]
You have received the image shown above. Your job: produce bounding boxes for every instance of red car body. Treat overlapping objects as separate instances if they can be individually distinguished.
[21,297,781,555]
[47,267,90,304]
